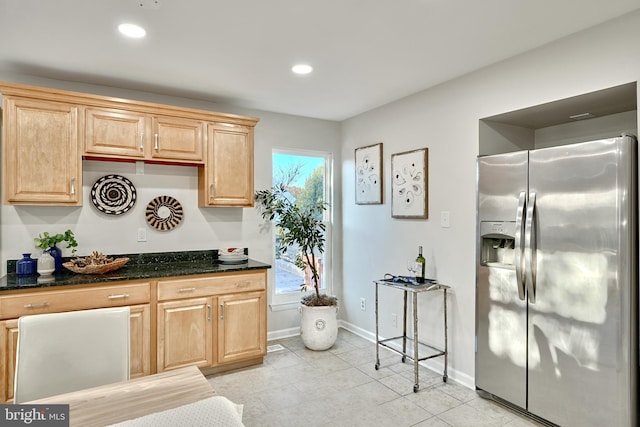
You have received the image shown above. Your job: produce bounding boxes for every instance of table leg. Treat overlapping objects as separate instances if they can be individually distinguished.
[413,291,419,392]
[443,288,448,382]
[402,290,408,360]
[374,282,380,370]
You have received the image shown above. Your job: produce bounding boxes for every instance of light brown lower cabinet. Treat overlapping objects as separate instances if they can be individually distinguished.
[0,303,150,403]
[0,280,152,403]
[0,269,268,402]
[156,270,267,373]
[218,291,266,365]
[157,297,215,372]
[0,319,18,403]
[129,304,152,379]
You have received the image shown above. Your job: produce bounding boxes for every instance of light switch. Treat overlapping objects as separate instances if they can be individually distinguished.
[440,211,450,228]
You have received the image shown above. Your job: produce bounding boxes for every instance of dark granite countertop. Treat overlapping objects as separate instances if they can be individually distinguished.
[0,250,271,291]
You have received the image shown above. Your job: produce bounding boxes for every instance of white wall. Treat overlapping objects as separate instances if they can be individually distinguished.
[0,74,342,334]
[340,10,640,388]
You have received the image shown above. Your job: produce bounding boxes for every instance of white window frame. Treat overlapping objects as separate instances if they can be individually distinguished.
[269,148,333,310]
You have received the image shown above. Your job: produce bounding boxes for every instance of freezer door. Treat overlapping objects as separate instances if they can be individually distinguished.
[477,151,529,222]
[475,150,528,408]
[527,136,637,427]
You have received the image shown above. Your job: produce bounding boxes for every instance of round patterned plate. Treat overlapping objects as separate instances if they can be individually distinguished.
[146,196,183,231]
[91,175,137,215]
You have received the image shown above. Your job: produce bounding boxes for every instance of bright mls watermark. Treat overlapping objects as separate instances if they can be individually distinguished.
[0,405,69,426]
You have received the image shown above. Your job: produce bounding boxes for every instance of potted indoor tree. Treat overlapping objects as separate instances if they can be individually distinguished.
[255,184,338,350]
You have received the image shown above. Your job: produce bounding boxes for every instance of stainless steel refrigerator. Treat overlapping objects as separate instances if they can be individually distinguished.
[475,135,638,427]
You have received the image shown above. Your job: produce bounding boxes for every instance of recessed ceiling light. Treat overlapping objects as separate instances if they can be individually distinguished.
[118,23,146,39]
[291,64,313,75]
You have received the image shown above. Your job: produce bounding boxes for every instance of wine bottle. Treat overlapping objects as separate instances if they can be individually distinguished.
[416,246,425,283]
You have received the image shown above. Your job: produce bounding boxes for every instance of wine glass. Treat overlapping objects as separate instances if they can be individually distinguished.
[407,260,418,280]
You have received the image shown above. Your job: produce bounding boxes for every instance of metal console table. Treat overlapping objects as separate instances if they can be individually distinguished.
[374,277,449,392]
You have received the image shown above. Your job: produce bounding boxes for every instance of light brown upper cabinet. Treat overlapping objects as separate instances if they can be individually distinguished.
[1,82,258,207]
[85,107,204,163]
[85,107,146,159]
[198,123,254,207]
[2,97,82,205]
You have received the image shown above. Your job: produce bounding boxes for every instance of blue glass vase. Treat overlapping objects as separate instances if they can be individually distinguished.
[46,244,63,272]
[16,253,37,276]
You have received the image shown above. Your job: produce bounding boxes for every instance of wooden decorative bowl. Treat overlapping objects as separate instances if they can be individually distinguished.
[63,257,129,274]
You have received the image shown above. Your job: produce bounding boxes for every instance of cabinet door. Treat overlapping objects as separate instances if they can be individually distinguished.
[2,97,81,205]
[0,309,150,403]
[0,319,18,403]
[218,291,266,364]
[129,304,151,378]
[157,297,214,372]
[85,107,146,158]
[200,123,254,207]
[151,116,204,162]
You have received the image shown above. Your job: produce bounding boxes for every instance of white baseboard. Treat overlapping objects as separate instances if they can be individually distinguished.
[266,319,369,342]
[267,327,299,341]
[338,319,376,342]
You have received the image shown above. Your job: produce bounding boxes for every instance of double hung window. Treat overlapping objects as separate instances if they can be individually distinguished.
[270,149,332,307]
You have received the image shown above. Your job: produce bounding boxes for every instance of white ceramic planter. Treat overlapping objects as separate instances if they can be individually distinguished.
[299,304,338,351]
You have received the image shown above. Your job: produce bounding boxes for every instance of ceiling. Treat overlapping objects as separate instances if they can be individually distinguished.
[0,1,638,121]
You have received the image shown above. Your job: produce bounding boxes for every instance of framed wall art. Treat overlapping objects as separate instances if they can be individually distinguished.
[355,142,383,204]
[391,148,428,219]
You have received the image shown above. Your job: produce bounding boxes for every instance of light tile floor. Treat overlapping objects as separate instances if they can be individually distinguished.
[207,329,546,427]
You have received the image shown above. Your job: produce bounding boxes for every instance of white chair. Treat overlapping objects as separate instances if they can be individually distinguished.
[14,306,130,403]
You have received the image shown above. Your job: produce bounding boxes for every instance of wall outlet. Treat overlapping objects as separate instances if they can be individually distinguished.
[440,211,450,228]
[360,298,366,311]
[137,228,147,242]
[392,313,398,327]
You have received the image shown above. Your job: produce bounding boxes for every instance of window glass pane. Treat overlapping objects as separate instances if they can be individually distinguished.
[272,153,326,296]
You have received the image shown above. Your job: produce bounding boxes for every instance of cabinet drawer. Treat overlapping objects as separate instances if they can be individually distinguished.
[157,271,266,301]
[0,283,150,320]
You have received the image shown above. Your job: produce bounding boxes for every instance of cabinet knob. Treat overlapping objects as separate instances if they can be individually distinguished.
[178,287,196,293]
[107,294,129,300]
[210,184,214,198]
[207,304,212,321]
[220,304,224,320]
[70,177,76,195]
[154,133,159,150]
[139,133,144,151]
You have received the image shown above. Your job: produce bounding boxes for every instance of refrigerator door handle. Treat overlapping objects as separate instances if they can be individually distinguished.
[524,192,537,303]
[514,191,527,300]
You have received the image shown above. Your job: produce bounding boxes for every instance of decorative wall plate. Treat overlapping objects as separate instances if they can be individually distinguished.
[91,175,137,215]
[145,196,184,231]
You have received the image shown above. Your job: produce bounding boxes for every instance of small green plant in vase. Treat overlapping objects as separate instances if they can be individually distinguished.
[34,229,78,271]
